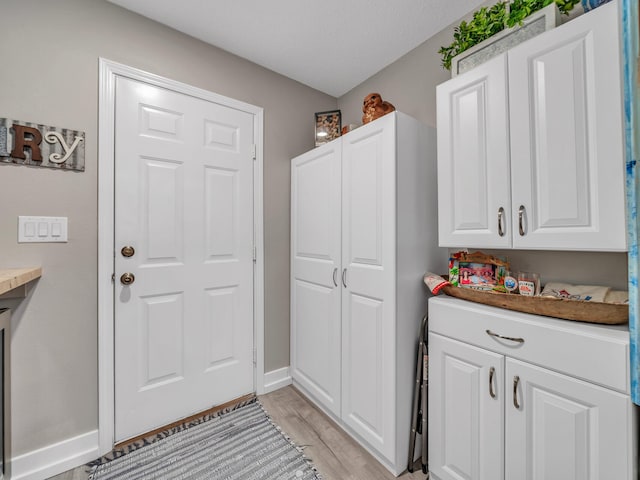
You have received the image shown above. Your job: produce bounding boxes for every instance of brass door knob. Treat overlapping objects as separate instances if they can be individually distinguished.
[120,272,135,285]
[121,246,135,257]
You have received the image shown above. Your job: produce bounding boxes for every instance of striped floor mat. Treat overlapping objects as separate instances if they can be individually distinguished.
[88,400,322,479]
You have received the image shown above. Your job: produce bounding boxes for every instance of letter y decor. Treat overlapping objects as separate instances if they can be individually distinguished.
[0,118,85,171]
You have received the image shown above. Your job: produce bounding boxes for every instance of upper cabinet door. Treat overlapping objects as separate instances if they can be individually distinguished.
[290,141,342,416]
[437,54,512,248]
[508,2,626,251]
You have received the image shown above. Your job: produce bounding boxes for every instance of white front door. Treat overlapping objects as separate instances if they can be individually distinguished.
[114,76,255,441]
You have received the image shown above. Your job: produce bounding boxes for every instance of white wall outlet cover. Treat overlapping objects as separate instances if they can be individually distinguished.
[18,216,68,243]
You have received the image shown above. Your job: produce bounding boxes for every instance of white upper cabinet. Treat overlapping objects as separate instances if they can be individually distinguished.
[437,1,627,251]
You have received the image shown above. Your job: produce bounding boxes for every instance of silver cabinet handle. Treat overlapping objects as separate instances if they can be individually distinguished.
[518,205,526,236]
[486,329,525,344]
[342,268,347,288]
[489,367,496,399]
[498,207,505,237]
[332,267,338,287]
[513,375,521,409]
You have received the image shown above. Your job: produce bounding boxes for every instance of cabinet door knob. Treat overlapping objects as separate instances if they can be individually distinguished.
[489,366,497,399]
[342,268,348,288]
[498,207,506,237]
[513,375,521,409]
[332,267,338,287]
[518,205,526,236]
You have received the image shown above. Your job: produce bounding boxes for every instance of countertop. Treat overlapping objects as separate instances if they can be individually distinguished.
[0,267,42,296]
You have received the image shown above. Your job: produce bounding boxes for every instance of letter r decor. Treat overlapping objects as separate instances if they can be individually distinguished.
[10,124,43,161]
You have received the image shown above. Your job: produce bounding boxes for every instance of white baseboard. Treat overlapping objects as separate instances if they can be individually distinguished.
[10,368,290,480]
[11,429,99,480]
[263,366,292,394]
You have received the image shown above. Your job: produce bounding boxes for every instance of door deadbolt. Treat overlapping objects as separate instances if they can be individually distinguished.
[120,272,135,285]
[121,246,135,257]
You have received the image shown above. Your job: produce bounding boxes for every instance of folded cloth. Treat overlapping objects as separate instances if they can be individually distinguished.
[604,290,629,304]
[540,282,610,302]
[423,272,451,294]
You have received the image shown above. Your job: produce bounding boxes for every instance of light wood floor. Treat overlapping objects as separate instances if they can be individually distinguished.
[49,386,427,479]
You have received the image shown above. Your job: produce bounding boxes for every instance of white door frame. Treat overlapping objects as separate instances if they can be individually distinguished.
[97,58,265,455]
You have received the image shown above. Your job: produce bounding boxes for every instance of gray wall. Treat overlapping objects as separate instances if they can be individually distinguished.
[1,0,336,456]
[337,7,628,292]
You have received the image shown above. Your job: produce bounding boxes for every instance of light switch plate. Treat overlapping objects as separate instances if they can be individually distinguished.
[18,216,68,243]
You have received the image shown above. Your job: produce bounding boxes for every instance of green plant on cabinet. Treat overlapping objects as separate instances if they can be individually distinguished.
[439,0,580,70]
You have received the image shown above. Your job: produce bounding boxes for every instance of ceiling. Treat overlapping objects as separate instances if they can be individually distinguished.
[106,0,486,97]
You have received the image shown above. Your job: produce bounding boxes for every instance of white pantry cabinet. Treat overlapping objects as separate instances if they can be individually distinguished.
[291,112,445,475]
[428,296,637,480]
[437,1,626,251]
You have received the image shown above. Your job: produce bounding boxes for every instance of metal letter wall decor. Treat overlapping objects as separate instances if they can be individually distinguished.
[0,118,85,171]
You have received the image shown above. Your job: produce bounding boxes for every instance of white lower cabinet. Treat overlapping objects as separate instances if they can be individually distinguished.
[428,296,637,480]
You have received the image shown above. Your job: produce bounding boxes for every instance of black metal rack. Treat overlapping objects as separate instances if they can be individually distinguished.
[407,315,428,476]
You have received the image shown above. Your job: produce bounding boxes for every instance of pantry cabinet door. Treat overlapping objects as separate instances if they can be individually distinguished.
[437,54,512,249]
[340,114,397,461]
[508,2,626,251]
[429,333,505,480]
[505,358,634,480]
[290,141,342,416]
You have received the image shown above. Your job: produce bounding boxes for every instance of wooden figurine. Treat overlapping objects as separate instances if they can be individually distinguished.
[362,93,395,124]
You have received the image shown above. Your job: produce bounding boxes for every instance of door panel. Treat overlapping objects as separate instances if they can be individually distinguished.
[506,358,632,480]
[508,2,626,250]
[341,115,396,459]
[343,293,384,439]
[429,333,505,480]
[437,54,512,248]
[204,287,236,369]
[348,136,383,266]
[143,157,184,260]
[290,144,342,416]
[138,293,184,389]
[204,168,236,258]
[114,77,255,441]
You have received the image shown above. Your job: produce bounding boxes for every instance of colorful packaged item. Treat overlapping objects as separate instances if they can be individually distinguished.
[448,251,509,291]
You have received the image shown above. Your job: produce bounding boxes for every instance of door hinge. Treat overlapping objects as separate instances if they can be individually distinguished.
[253,348,257,366]
[253,246,257,263]
[251,144,256,160]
